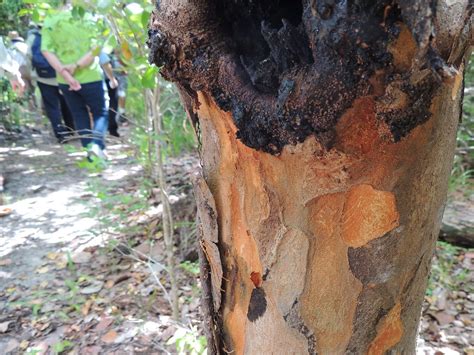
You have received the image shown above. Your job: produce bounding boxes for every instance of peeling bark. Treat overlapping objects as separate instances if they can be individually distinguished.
[149,1,473,354]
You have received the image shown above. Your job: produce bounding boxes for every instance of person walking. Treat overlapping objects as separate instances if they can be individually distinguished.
[7,31,31,91]
[0,36,24,217]
[27,26,75,143]
[7,31,36,110]
[41,8,108,159]
[0,36,25,94]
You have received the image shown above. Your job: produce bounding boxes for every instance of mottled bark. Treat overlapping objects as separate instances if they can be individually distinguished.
[149,1,472,354]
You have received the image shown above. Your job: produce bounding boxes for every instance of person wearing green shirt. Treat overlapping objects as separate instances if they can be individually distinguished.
[41,8,108,159]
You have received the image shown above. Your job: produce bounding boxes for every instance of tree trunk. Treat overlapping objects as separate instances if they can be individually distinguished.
[148,1,473,353]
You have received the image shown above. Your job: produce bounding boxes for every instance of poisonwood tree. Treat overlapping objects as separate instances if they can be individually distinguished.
[149,1,472,354]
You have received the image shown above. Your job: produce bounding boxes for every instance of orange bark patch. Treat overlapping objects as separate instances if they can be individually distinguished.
[341,184,399,248]
[388,24,417,71]
[224,307,247,354]
[451,66,463,100]
[301,193,363,353]
[335,97,381,155]
[229,184,262,277]
[368,302,404,355]
[250,272,262,288]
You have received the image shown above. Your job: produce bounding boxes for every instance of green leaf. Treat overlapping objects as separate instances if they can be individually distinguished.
[32,8,40,23]
[141,66,158,88]
[78,6,85,18]
[53,340,73,354]
[141,10,151,30]
[103,35,117,53]
[135,57,149,66]
[71,5,85,19]
[91,45,101,57]
[71,6,78,18]
[32,303,42,316]
[129,13,142,25]
[18,8,31,16]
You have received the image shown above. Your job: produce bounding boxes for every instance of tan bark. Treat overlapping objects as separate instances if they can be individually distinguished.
[194,78,461,353]
[148,0,473,353]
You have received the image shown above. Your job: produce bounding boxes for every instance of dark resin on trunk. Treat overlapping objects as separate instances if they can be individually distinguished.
[149,0,447,153]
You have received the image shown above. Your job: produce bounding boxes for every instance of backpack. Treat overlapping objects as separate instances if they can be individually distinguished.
[31,32,56,78]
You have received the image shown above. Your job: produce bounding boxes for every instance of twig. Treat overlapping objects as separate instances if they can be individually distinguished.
[111,242,174,310]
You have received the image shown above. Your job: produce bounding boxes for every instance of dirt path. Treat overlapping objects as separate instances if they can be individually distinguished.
[2,139,90,288]
[0,133,131,289]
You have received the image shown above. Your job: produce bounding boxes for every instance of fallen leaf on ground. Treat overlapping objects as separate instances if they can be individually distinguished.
[80,281,104,295]
[459,314,472,326]
[114,327,138,343]
[19,340,29,350]
[0,206,12,217]
[39,322,50,331]
[29,184,46,193]
[95,317,114,332]
[55,259,67,269]
[39,281,48,288]
[35,266,49,274]
[433,311,456,326]
[101,330,118,343]
[105,279,114,289]
[0,258,12,266]
[433,289,448,310]
[83,345,101,355]
[159,326,177,342]
[70,324,81,332]
[46,252,60,260]
[82,300,93,316]
[0,321,10,333]
[142,321,161,335]
[72,252,92,264]
[105,274,131,289]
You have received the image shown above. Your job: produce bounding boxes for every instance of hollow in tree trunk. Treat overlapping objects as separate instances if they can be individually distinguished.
[149,1,473,353]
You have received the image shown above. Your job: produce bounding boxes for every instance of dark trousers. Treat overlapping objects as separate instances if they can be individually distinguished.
[105,79,119,135]
[59,93,74,132]
[59,81,109,150]
[37,81,75,139]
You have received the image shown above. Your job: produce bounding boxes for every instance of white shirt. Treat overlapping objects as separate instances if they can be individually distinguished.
[0,36,22,81]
